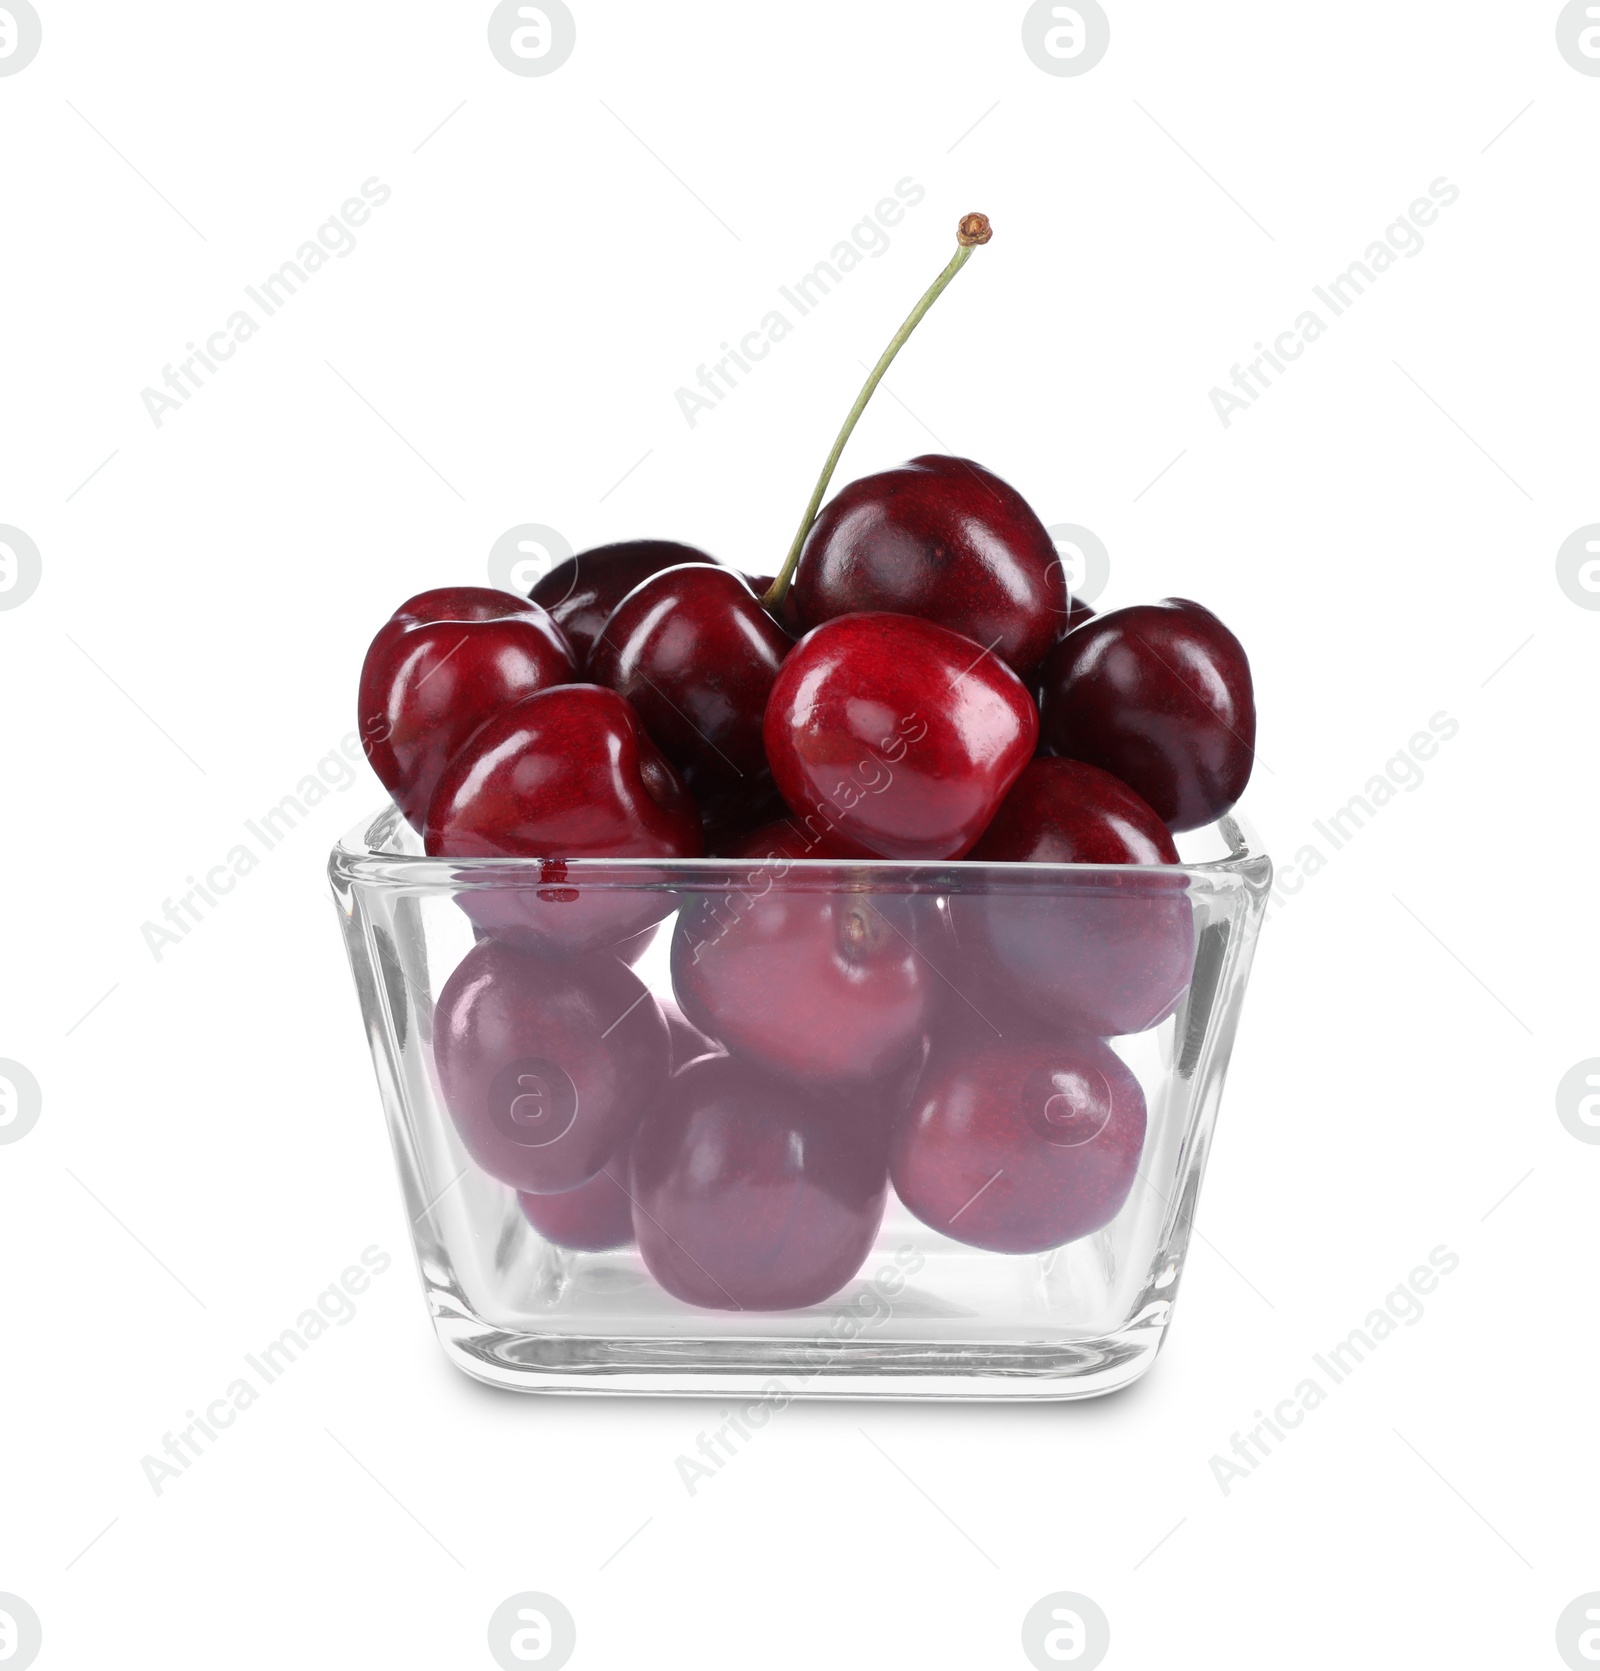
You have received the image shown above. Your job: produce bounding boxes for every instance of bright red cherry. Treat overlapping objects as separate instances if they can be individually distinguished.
[1040,598,1255,832]
[763,612,1037,860]
[630,1054,888,1310]
[434,939,669,1194]
[358,587,575,830]
[587,564,791,802]
[956,758,1193,1038]
[425,683,703,954]
[790,456,1067,677]
[890,1034,1146,1254]
[519,1162,635,1253]
[672,861,932,1087]
[529,539,719,664]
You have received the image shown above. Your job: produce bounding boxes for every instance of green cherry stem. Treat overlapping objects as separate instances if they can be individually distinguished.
[762,211,993,613]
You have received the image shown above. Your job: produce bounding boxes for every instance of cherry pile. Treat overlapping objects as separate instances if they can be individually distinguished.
[357,215,1256,1312]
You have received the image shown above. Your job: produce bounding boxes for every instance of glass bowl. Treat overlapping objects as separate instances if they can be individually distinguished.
[330,804,1269,1400]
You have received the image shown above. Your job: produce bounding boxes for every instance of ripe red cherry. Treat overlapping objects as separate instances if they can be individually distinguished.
[956,758,1193,1038]
[529,539,719,664]
[968,757,1177,865]
[763,612,1037,860]
[790,456,1067,676]
[358,587,575,830]
[671,860,932,1087]
[434,939,670,1194]
[1040,598,1255,832]
[587,564,791,801]
[519,1162,635,1253]
[425,683,702,954]
[630,1054,888,1310]
[890,1034,1146,1254]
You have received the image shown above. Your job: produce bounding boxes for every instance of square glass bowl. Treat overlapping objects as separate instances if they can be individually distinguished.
[331,805,1269,1400]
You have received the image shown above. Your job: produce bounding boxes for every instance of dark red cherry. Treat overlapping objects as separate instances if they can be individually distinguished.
[890,1034,1146,1254]
[631,1054,888,1310]
[425,683,703,954]
[763,612,1037,861]
[434,939,669,1194]
[1062,595,1095,637]
[790,456,1067,676]
[956,758,1193,1038]
[1039,598,1255,832]
[672,864,932,1086]
[587,564,791,801]
[358,587,575,830]
[968,758,1178,865]
[529,539,719,664]
[519,1160,636,1253]
[697,773,791,857]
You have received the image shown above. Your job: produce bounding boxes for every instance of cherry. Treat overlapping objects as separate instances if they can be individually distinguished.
[587,564,791,803]
[967,757,1177,865]
[529,539,719,665]
[790,455,1067,676]
[762,212,994,620]
[890,1034,1146,1254]
[434,939,670,1194]
[763,612,1037,860]
[630,1054,888,1310]
[671,853,932,1086]
[956,758,1193,1038]
[358,587,575,830]
[519,1161,635,1253]
[425,683,702,954]
[1039,598,1255,832]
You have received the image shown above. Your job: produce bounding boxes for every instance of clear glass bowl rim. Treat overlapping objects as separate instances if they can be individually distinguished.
[331,803,1273,891]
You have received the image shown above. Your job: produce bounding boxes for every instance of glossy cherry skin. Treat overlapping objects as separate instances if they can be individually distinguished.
[791,456,1067,677]
[631,1054,888,1310]
[530,539,719,665]
[358,587,575,830]
[764,612,1038,861]
[672,857,932,1087]
[891,1034,1146,1254]
[519,1161,635,1252]
[968,758,1177,865]
[588,564,791,802]
[425,683,703,954]
[956,758,1193,1038]
[1039,598,1255,832]
[433,939,670,1194]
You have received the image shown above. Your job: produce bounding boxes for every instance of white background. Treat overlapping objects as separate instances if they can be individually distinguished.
[2,3,1596,1666]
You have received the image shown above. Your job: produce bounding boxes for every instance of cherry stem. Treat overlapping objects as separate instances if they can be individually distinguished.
[763,212,993,612]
